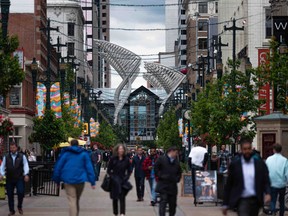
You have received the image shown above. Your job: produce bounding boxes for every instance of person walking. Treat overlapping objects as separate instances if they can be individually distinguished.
[222,139,271,216]
[188,142,208,205]
[266,143,288,216]
[217,144,231,173]
[143,147,159,206]
[131,147,146,201]
[155,146,182,216]
[108,144,132,216]
[103,149,111,170]
[91,144,101,181]
[52,139,96,216]
[0,142,30,216]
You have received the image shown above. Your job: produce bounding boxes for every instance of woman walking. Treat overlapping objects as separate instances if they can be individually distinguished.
[108,144,132,216]
[53,140,96,216]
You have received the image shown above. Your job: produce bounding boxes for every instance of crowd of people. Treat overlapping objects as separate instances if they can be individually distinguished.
[0,139,287,216]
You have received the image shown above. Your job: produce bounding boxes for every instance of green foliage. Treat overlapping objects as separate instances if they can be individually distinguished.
[65,65,75,92]
[0,34,25,97]
[141,140,156,149]
[156,108,182,150]
[62,106,82,139]
[191,60,261,147]
[29,110,66,151]
[91,121,117,149]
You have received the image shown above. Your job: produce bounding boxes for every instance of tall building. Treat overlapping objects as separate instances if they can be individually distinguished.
[183,0,218,85]
[82,0,111,88]
[47,0,93,86]
[217,0,270,70]
[177,0,187,68]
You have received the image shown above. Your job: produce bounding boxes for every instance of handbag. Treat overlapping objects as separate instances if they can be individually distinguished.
[101,174,111,192]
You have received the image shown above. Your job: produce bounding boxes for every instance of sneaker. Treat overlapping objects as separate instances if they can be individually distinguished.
[8,212,15,216]
[151,201,156,206]
[18,208,23,215]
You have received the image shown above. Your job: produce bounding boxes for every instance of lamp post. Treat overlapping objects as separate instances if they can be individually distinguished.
[59,58,66,94]
[1,0,11,40]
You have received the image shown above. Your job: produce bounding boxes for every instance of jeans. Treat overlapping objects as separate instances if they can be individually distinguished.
[148,177,157,202]
[270,187,286,216]
[135,176,145,199]
[237,197,259,216]
[93,163,99,181]
[113,192,126,215]
[65,183,85,216]
[159,193,177,216]
[6,178,25,213]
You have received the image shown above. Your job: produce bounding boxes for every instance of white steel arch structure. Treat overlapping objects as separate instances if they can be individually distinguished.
[94,40,141,124]
[144,62,186,116]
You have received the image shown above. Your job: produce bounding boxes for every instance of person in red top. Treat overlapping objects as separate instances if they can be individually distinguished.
[142,147,158,206]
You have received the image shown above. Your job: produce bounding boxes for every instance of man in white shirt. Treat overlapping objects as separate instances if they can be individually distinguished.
[222,139,271,216]
[188,142,208,205]
[0,143,30,216]
[266,143,288,216]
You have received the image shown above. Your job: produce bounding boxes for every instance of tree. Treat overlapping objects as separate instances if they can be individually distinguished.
[62,106,82,139]
[156,108,182,150]
[190,60,261,149]
[29,110,66,155]
[0,34,25,98]
[91,121,117,149]
[112,124,129,144]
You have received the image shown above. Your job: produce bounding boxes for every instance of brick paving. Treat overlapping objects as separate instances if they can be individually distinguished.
[0,169,279,216]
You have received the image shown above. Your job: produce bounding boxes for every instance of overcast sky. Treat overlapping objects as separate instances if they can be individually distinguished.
[110,0,165,88]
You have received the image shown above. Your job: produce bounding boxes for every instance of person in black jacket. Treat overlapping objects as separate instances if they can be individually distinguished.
[222,139,271,216]
[108,144,132,216]
[155,146,182,216]
[131,147,146,201]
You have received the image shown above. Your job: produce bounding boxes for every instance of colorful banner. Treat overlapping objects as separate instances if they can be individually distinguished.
[178,118,183,137]
[50,82,62,118]
[90,118,96,138]
[63,92,70,107]
[95,121,100,136]
[258,49,270,115]
[71,98,81,127]
[36,82,46,117]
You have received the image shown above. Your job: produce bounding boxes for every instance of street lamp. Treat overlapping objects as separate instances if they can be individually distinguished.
[59,58,66,94]
[1,0,11,40]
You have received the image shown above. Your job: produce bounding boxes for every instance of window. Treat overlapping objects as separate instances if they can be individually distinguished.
[199,2,208,13]
[265,8,272,39]
[181,40,187,45]
[102,20,106,25]
[181,49,187,55]
[102,13,106,17]
[67,22,75,36]
[181,9,185,15]
[181,19,185,25]
[198,20,208,31]
[103,28,106,33]
[181,29,187,35]
[102,5,106,10]
[215,2,218,13]
[9,87,21,106]
[181,60,187,65]
[67,42,75,56]
[198,38,208,49]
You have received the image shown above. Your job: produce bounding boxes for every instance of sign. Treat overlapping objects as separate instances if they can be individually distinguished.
[273,16,288,44]
[195,170,217,203]
[258,49,270,115]
[181,173,193,197]
[13,49,24,69]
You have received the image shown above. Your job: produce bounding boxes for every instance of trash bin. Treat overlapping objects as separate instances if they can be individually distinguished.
[0,177,6,200]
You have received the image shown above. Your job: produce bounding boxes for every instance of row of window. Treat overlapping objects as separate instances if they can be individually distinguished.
[180,38,207,49]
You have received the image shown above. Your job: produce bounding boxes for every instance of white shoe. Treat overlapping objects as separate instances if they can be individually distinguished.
[120,214,125,216]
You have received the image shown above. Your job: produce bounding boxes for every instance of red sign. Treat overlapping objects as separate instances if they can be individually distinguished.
[258,49,270,115]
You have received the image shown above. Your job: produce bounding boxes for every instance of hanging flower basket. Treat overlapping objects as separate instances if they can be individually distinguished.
[0,115,13,136]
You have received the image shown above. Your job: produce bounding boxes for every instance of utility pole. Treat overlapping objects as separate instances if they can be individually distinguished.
[214,36,228,79]
[52,36,66,77]
[41,18,58,110]
[224,18,244,92]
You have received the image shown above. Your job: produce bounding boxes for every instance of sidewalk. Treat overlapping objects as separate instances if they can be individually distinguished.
[0,169,237,216]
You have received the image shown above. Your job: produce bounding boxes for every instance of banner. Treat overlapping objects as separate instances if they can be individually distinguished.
[258,49,270,115]
[63,92,70,107]
[36,82,46,117]
[95,121,100,136]
[71,98,81,127]
[178,118,183,137]
[50,82,62,118]
[195,170,217,203]
[90,118,96,138]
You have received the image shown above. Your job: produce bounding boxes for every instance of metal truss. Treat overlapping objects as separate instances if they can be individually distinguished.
[144,62,186,116]
[94,40,141,124]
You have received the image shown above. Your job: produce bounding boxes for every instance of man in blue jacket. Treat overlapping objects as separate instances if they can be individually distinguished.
[53,139,96,216]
